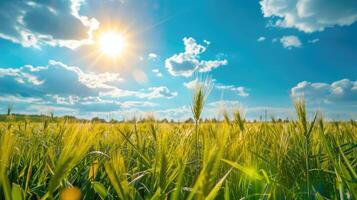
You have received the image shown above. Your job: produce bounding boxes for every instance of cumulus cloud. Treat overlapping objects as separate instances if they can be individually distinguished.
[152,69,163,77]
[0,66,45,86]
[216,84,249,97]
[260,0,357,33]
[257,36,266,42]
[0,60,177,103]
[0,59,180,116]
[0,62,111,97]
[291,79,357,104]
[146,87,178,99]
[165,37,228,77]
[0,0,99,49]
[280,35,302,49]
[48,60,122,89]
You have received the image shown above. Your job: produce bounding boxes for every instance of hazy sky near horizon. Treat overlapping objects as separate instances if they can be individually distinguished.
[0,0,356,120]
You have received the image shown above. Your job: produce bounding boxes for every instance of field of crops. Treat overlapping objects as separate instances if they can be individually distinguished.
[0,100,356,200]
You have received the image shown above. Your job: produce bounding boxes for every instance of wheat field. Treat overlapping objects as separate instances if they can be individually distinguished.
[0,98,356,200]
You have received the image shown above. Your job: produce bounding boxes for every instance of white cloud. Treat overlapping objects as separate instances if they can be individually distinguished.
[48,60,122,89]
[47,94,81,105]
[291,79,357,104]
[148,53,158,60]
[25,65,48,72]
[0,66,46,85]
[216,84,249,97]
[165,37,228,77]
[0,95,46,104]
[146,86,178,99]
[183,78,213,90]
[0,0,99,49]
[199,60,228,73]
[113,102,296,121]
[260,0,357,33]
[204,101,298,121]
[118,101,157,108]
[19,72,44,85]
[308,39,319,44]
[0,61,183,117]
[206,100,242,114]
[44,62,176,100]
[183,79,200,90]
[0,60,178,102]
[280,35,302,49]
[183,79,248,97]
[0,68,20,77]
[257,36,266,42]
[154,105,192,121]
[47,94,157,108]
[152,69,163,77]
[28,105,79,113]
[0,61,122,98]
[100,86,177,99]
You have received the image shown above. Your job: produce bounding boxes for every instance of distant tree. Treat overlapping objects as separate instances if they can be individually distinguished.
[271,116,276,123]
[91,117,106,123]
[160,118,169,123]
[64,115,76,120]
[184,118,194,123]
[110,119,119,123]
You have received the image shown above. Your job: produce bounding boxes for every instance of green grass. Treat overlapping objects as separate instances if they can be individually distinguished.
[0,101,356,199]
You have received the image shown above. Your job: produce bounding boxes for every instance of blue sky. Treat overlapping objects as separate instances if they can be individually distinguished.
[0,0,356,121]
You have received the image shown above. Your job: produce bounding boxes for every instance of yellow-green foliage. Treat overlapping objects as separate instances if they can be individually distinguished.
[0,110,356,199]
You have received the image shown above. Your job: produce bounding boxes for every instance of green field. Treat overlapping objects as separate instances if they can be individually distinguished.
[0,100,356,200]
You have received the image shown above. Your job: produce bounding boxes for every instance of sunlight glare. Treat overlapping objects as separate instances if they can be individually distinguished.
[99,31,125,57]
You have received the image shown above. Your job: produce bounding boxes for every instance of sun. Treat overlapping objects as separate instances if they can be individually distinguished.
[99,31,125,57]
